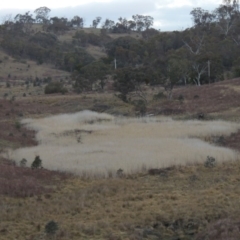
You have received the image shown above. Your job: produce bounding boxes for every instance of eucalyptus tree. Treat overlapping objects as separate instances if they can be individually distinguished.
[71,16,84,28]
[34,6,51,24]
[132,15,154,31]
[102,19,115,32]
[14,11,35,33]
[92,17,102,28]
[214,0,240,36]
[190,7,215,31]
[73,61,110,92]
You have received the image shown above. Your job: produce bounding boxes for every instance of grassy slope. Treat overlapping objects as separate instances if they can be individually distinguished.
[1,159,240,240]
[1,80,240,239]
[0,49,70,82]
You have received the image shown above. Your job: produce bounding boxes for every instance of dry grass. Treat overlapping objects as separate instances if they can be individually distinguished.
[152,78,240,120]
[86,45,107,59]
[57,29,77,43]
[81,28,102,35]
[1,159,240,239]
[0,91,132,151]
[0,49,70,82]
[108,31,142,39]
[195,217,240,240]
[0,158,69,198]
[5,111,240,176]
[1,78,240,239]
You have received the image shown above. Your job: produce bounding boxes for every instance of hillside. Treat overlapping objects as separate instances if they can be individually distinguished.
[0,26,141,83]
[0,49,70,82]
[0,25,143,83]
[2,2,240,239]
[1,79,240,239]
[1,66,240,240]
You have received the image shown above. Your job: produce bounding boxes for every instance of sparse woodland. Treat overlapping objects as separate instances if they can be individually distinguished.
[1,1,240,98]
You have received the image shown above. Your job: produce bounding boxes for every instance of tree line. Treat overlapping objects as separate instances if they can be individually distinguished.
[1,6,154,34]
[0,1,240,103]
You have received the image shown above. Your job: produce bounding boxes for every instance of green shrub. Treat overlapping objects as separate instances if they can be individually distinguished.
[153,92,166,100]
[3,93,8,99]
[178,94,184,102]
[20,158,27,167]
[44,82,67,94]
[194,95,200,99]
[31,156,42,169]
[204,156,216,168]
[45,220,58,235]
[134,100,147,116]
[15,121,21,130]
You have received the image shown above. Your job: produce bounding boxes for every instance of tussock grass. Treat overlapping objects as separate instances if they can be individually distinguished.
[0,158,69,197]
[2,160,240,239]
[7,110,240,176]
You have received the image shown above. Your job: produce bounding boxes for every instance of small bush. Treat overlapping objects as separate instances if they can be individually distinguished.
[45,220,58,235]
[43,77,52,83]
[217,135,225,145]
[22,132,27,137]
[204,156,216,168]
[178,94,184,102]
[194,95,200,99]
[44,82,67,94]
[134,100,147,116]
[3,93,8,99]
[31,156,42,169]
[116,168,124,177]
[198,113,205,120]
[20,158,27,167]
[153,92,165,100]
[15,121,21,130]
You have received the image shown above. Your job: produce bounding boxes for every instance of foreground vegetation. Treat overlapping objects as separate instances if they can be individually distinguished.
[1,156,240,240]
[0,77,240,239]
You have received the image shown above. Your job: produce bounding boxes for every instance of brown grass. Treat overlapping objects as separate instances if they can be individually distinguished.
[86,45,107,59]
[0,92,132,151]
[1,160,240,239]
[151,78,240,120]
[108,31,142,39]
[0,158,69,198]
[0,49,70,82]
[195,218,240,240]
[1,78,240,239]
